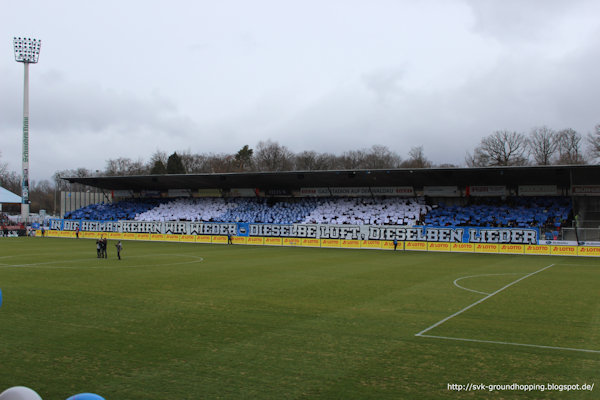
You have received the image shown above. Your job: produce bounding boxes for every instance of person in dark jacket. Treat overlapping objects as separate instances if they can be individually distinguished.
[115,240,123,260]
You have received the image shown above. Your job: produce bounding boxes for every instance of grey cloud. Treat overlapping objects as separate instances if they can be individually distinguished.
[362,66,407,103]
[464,0,597,42]
[267,26,600,165]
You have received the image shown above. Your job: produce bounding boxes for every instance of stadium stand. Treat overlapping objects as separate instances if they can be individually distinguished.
[64,199,165,221]
[301,197,430,225]
[135,198,240,222]
[64,196,572,232]
[212,198,320,224]
[423,196,571,231]
[65,196,430,225]
[135,197,321,224]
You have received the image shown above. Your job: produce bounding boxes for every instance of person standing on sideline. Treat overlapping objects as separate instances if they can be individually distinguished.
[99,237,107,258]
[227,231,233,245]
[115,241,123,260]
[103,237,108,258]
[75,226,80,239]
[393,236,398,251]
[96,239,101,258]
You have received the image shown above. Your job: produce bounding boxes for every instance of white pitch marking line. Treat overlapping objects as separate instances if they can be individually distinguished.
[418,334,600,354]
[416,263,555,337]
[557,263,596,267]
[453,273,524,296]
[0,254,204,269]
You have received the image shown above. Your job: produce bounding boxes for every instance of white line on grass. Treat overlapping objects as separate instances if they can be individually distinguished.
[416,263,600,354]
[417,334,600,354]
[556,263,597,267]
[416,264,555,337]
[0,254,204,269]
[453,273,523,295]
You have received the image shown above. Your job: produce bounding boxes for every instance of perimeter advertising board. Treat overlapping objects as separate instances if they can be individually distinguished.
[361,240,382,249]
[550,245,577,256]
[283,238,301,246]
[247,237,264,246]
[474,243,499,253]
[428,242,451,252]
[578,246,600,256]
[498,244,524,254]
[301,238,320,247]
[340,239,361,249]
[42,218,594,256]
[180,235,196,243]
[406,241,427,251]
[49,219,540,244]
[524,245,550,255]
[451,243,474,252]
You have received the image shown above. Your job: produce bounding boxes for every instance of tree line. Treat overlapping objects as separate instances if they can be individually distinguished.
[1,124,599,215]
[466,126,599,167]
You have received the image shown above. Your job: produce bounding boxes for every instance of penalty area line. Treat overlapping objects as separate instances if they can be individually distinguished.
[416,263,555,337]
[413,263,598,354]
[417,334,600,354]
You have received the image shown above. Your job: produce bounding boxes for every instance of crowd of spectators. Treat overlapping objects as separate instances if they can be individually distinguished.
[63,196,572,230]
[64,199,165,221]
[301,197,429,226]
[135,198,240,222]
[424,196,571,230]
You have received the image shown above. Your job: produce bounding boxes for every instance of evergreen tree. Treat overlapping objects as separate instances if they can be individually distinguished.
[150,160,167,174]
[166,152,186,174]
[234,145,254,171]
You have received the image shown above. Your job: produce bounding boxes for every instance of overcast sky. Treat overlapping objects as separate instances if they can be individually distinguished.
[2,0,599,182]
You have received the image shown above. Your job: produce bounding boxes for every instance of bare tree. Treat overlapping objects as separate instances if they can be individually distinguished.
[294,150,319,171]
[148,150,169,174]
[29,179,54,213]
[53,168,91,180]
[0,151,8,178]
[294,151,337,170]
[53,168,93,193]
[400,146,432,168]
[363,145,402,169]
[105,157,148,176]
[177,152,208,173]
[587,124,600,162]
[254,140,294,171]
[528,126,559,165]
[0,170,21,194]
[465,150,483,167]
[556,128,586,165]
[148,150,168,167]
[338,149,367,169]
[0,151,22,194]
[207,154,236,173]
[468,130,529,166]
[318,153,341,170]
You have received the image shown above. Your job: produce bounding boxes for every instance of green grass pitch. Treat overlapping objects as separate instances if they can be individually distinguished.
[0,237,598,399]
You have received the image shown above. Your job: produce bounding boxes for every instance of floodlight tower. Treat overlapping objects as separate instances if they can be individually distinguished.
[13,37,41,223]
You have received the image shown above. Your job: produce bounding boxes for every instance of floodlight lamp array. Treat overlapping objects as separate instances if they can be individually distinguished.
[13,37,41,63]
